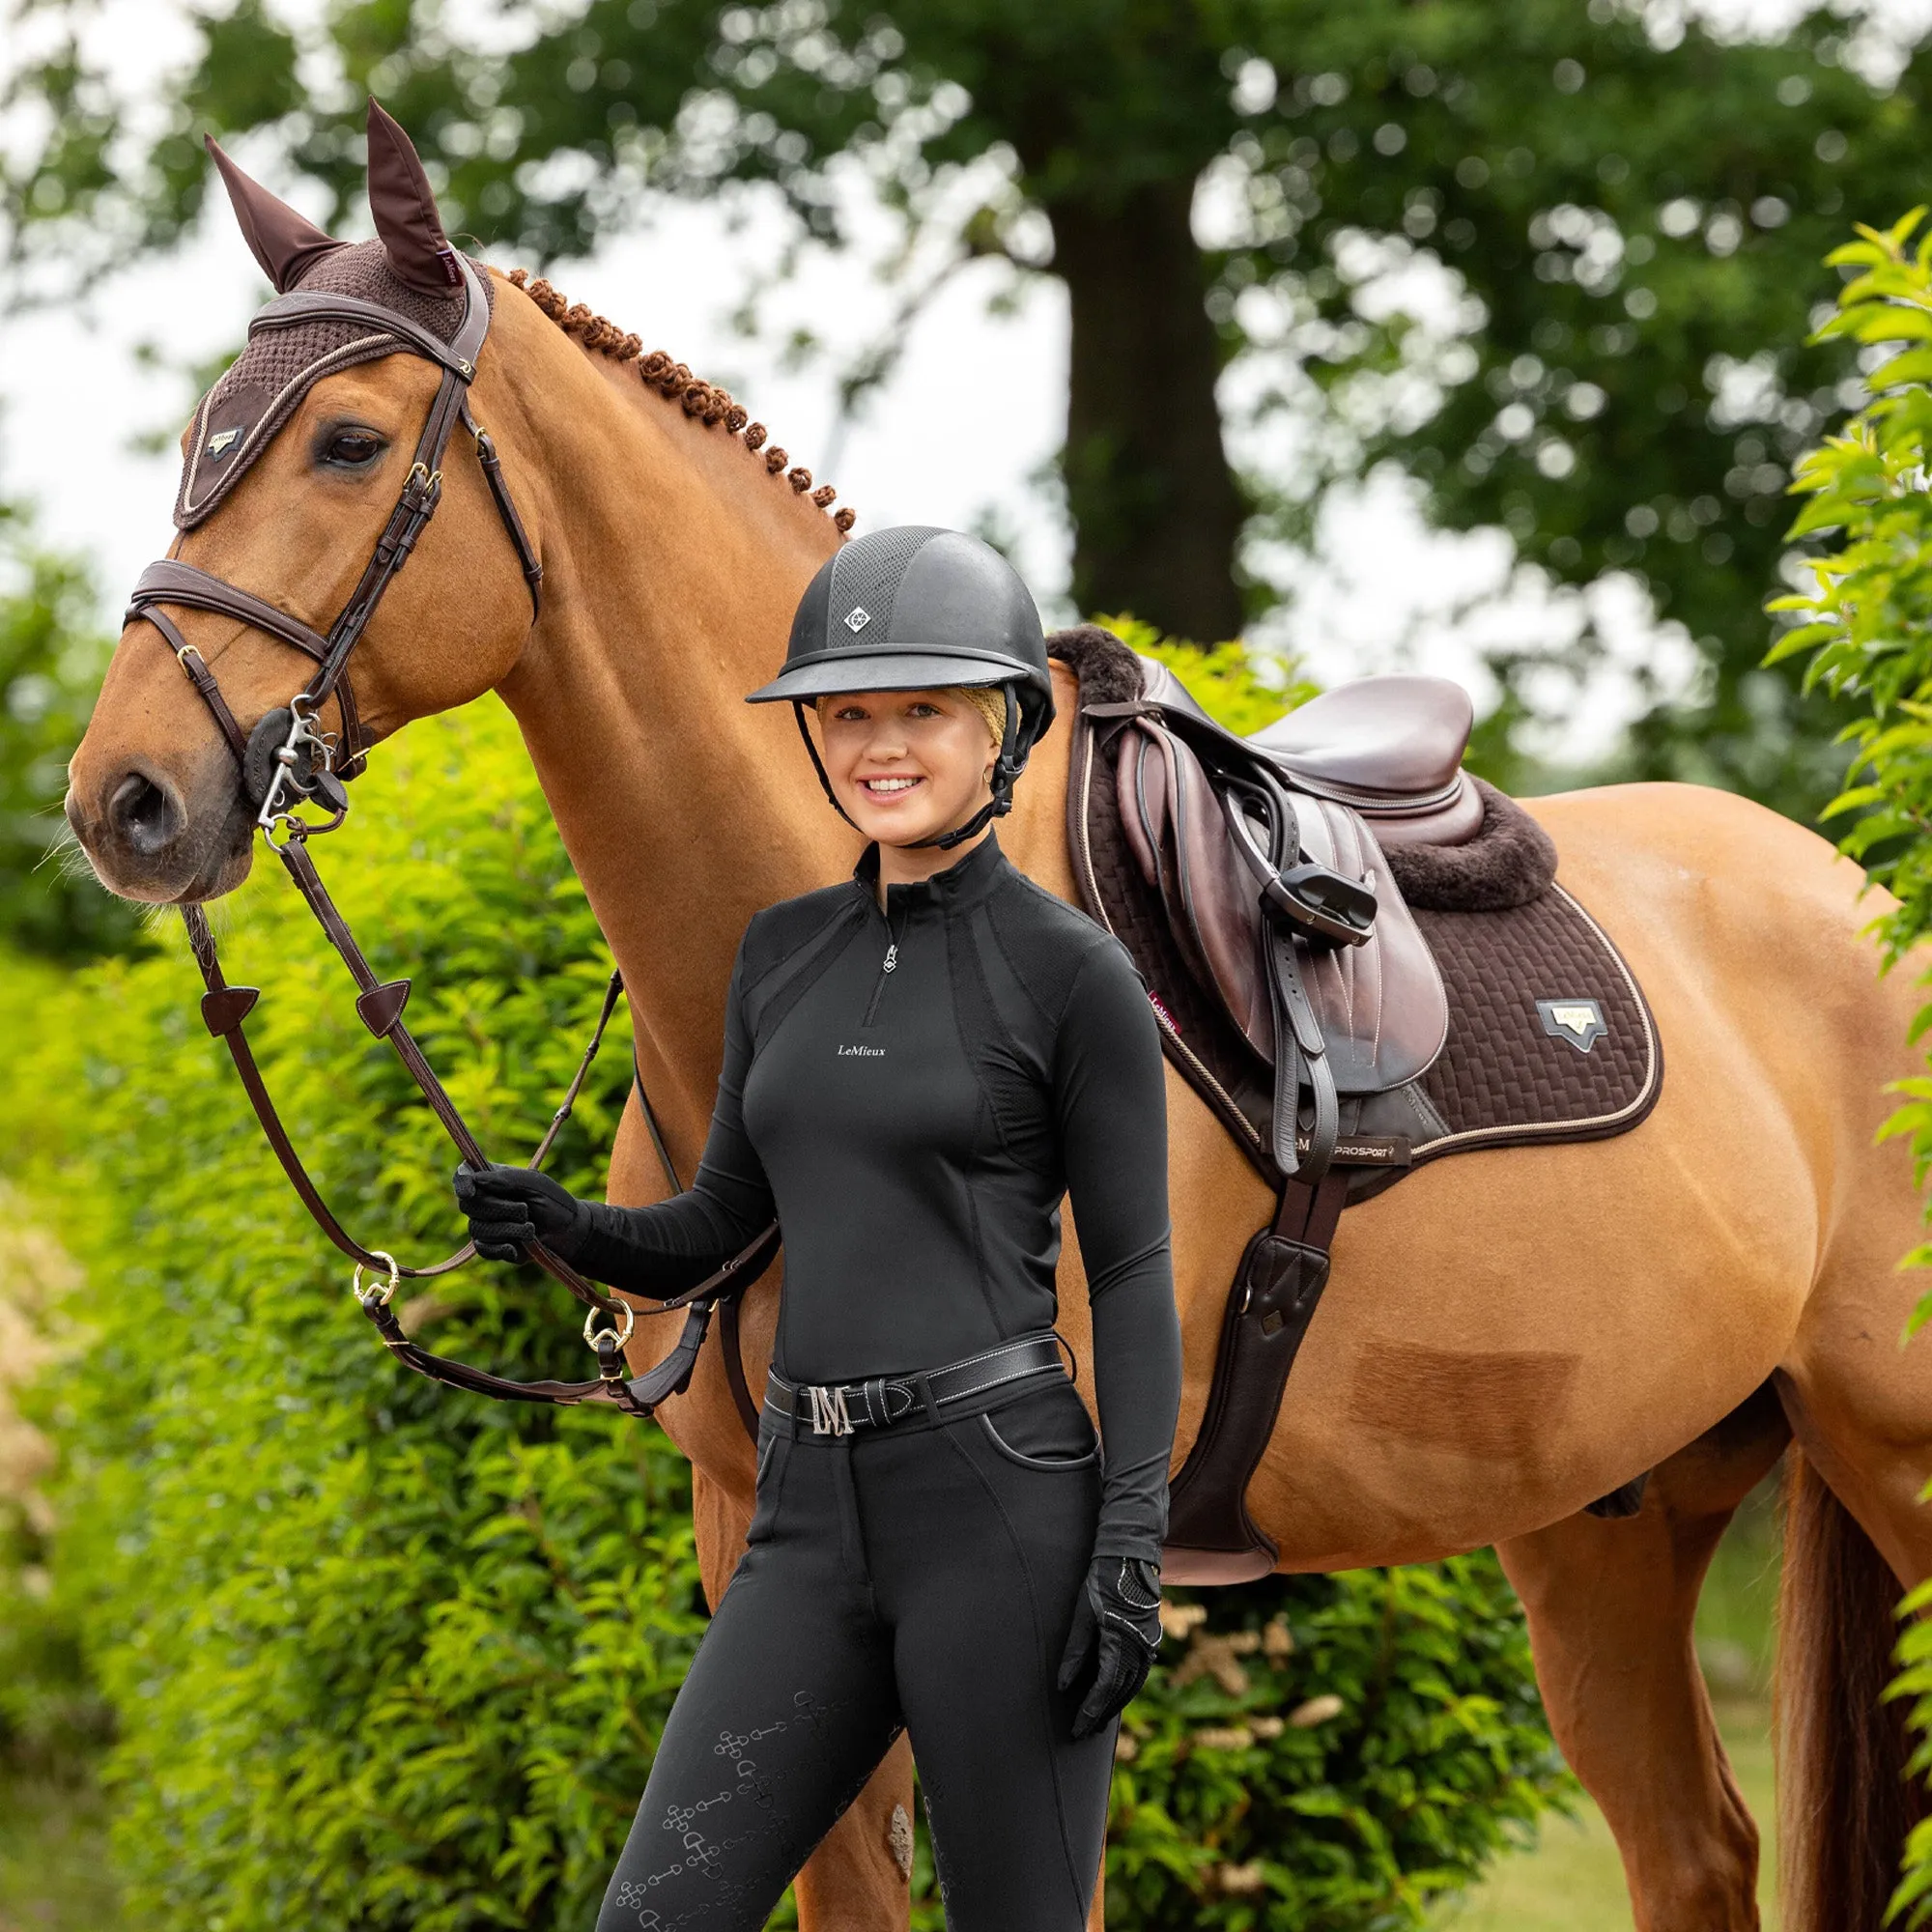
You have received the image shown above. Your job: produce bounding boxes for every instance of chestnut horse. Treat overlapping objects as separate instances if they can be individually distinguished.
[63,142,1932,1932]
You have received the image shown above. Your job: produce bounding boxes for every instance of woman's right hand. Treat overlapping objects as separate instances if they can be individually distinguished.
[451,1163,590,1262]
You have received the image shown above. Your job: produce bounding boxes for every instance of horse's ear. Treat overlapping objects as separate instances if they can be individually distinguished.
[205,136,344,292]
[365,99,462,296]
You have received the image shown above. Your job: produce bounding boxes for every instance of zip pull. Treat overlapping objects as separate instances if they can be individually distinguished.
[882,942,898,974]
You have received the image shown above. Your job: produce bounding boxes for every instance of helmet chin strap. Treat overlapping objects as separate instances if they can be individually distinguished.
[791,703,865,834]
[789,684,1022,854]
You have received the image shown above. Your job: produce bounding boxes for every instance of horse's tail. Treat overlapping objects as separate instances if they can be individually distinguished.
[1777,1446,1922,1931]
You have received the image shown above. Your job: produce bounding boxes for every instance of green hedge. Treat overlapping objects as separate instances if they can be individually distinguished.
[0,675,1562,1928]
[1774,209,1932,1927]
[0,507,143,959]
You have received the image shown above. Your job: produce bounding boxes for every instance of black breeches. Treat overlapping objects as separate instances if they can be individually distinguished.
[595,1371,1115,1932]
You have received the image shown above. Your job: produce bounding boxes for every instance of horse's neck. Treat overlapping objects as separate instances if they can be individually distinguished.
[493,341,850,1142]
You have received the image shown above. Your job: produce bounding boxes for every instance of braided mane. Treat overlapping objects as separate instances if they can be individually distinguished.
[506,269,857,535]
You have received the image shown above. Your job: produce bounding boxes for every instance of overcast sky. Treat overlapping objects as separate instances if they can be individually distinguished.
[9,0,1915,766]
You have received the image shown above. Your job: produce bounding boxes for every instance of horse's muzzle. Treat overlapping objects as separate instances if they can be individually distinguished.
[65,754,253,903]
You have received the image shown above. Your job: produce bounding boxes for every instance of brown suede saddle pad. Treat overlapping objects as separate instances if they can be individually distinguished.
[1054,636,1662,1205]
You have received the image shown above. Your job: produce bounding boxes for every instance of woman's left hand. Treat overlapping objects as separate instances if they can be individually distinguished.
[1056,1552,1164,1738]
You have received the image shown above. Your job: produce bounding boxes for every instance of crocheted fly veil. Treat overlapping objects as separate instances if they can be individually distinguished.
[176,105,489,529]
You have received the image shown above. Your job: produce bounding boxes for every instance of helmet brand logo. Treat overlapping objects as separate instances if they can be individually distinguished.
[843,606,871,633]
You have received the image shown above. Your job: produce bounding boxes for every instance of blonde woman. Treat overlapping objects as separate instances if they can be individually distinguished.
[455,527,1181,1931]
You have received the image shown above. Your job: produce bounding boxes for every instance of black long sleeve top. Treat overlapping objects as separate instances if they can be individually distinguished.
[574,830,1182,1564]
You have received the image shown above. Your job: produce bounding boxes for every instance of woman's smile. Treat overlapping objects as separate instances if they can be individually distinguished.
[860,773,924,797]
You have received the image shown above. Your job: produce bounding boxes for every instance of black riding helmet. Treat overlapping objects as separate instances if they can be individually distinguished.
[747,526,1056,851]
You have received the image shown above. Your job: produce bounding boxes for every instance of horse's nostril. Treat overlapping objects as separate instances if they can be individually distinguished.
[108,772,185,859]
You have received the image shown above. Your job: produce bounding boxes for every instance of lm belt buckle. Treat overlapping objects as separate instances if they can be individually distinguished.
[805,1381,856,1436]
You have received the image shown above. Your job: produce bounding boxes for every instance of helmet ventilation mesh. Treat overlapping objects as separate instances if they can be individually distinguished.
[825,525,942,641]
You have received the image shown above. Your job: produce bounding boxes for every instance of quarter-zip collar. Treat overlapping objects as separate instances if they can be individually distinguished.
[850,828,1009,921]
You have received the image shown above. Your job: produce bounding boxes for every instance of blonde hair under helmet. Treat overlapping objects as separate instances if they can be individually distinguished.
[815,684,1009,750]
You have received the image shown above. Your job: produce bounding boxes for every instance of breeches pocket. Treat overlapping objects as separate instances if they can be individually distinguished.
[745,1420,791,1544]
[978,1376,1102,1471]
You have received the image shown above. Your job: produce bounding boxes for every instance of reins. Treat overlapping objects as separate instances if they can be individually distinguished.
[129,258,775,1438]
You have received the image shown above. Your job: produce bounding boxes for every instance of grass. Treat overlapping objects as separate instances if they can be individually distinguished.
[0,1765,119,1932]
[1440,1704,1776,1931]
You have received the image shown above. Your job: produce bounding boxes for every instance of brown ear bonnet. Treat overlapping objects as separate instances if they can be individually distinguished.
[176,104,489,530]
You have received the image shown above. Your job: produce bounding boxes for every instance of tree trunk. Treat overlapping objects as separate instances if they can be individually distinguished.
[1052,180,1245,642]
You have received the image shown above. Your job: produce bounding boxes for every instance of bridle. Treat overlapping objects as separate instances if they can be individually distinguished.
[125,256,774,1439]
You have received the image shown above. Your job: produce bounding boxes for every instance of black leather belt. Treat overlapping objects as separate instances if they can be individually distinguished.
[764,1330,1065,1436]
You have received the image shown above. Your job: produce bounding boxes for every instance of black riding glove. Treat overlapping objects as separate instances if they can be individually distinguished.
[451,1163,591,1263]
[1056,1551,1164,1739]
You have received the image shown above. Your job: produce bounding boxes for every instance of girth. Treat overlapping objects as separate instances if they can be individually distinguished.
[137,254,773,1439]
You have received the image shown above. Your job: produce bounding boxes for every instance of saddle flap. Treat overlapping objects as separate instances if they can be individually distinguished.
[1116,721,1270,1059]
[1290,797,1448,1093]
[1107,710,1447,1096]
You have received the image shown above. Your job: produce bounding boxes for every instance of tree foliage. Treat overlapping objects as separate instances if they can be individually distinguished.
[0,671,1562,1927]
[1775,207,1932,1925]
[14,1,1932,809]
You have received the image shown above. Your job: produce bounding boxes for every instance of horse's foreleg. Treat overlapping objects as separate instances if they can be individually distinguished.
[690,1464,917,1932]
[1492,1385,1788,1932]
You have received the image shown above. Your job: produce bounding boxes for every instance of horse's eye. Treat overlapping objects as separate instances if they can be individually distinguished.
[320,428,386,469]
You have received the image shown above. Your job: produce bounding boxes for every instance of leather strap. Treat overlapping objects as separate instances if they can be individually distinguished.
[463,402,542,617]
[129,560,332,662]
[128,562,367,778]
[182,888,781,1417]
[184,903,470,1279]
[359,1221,781,1420]
[1161,1169,1349,1583]
[274,834,618,1310]
[138,609,250,763]
[763,1330,1065,1435]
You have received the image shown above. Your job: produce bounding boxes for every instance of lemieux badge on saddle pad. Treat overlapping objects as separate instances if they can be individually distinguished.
[1537,998,1607,1053]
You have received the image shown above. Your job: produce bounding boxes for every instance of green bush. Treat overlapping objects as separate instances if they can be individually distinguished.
[1774,209,1932,1927]
[0,510,145,958]
[0,673,1561,1929]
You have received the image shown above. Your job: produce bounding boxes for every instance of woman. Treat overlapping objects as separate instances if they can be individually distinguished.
[453,526,1182,1932]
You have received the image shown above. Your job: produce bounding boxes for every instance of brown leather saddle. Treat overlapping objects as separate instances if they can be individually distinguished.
[1081,649,1472,1186]
[1053,626,1655,1581]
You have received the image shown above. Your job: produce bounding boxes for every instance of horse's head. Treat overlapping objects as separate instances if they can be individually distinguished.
[67,103,541,902]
